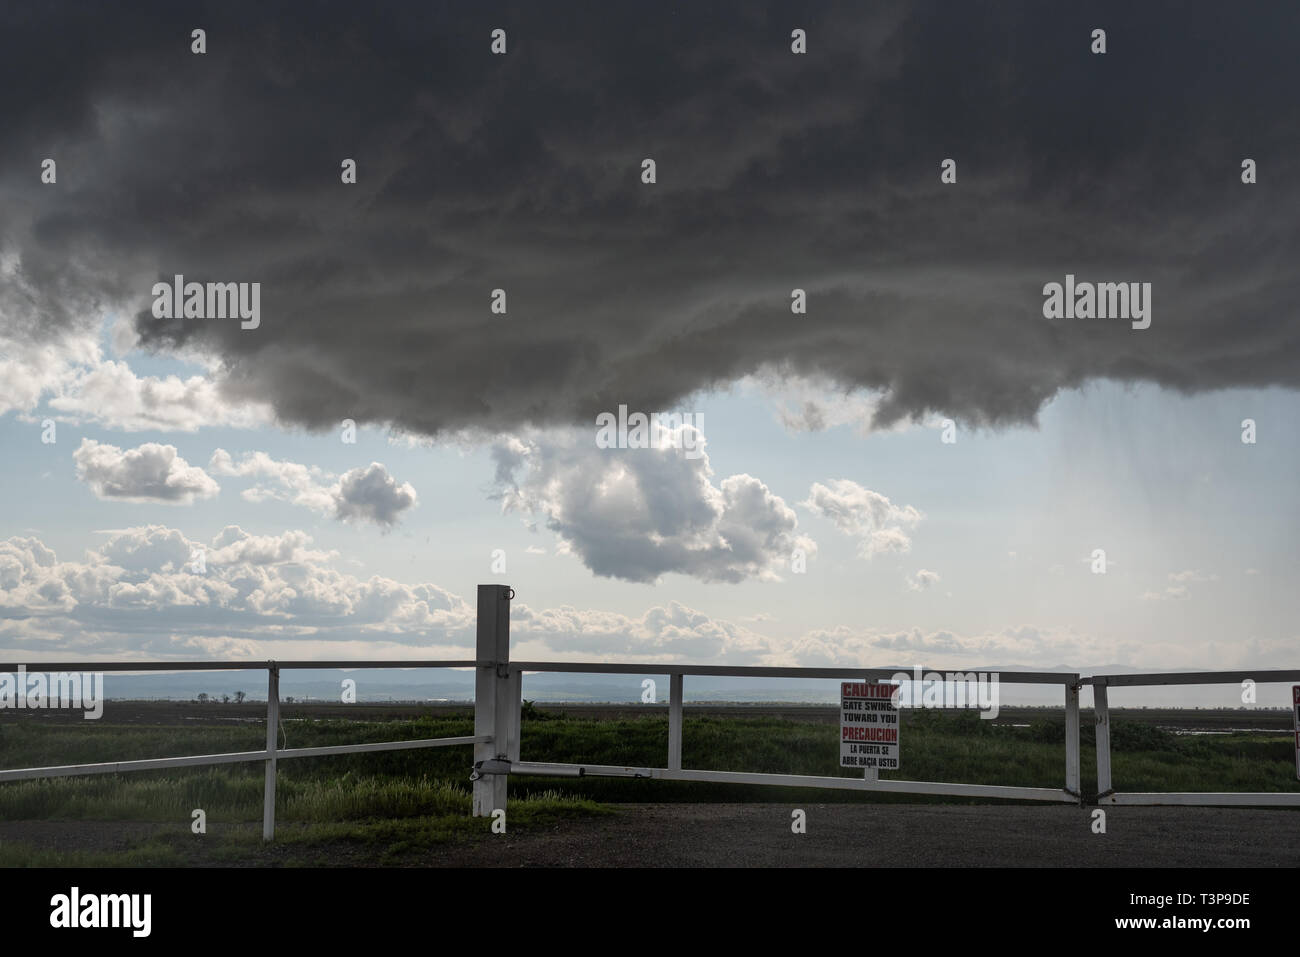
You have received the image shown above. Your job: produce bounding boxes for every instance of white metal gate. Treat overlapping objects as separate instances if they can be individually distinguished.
[1,583,1296,841]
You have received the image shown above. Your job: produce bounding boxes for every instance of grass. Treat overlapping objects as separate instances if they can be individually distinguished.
[0,707,1294,865]
[0,794,609,867]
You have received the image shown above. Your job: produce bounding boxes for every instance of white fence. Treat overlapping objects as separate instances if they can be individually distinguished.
[0,657,486,839]
[1085,671,1300,807]
[0,584,1296,839]
[468,585,1082,812]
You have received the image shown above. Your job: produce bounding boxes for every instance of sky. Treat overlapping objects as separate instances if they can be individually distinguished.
[0,1,1296,705]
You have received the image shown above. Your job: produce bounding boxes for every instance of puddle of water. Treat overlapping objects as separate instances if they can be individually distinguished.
[1167,728,1289,736]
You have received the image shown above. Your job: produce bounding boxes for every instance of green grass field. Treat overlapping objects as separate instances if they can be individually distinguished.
[0,706,1294,865]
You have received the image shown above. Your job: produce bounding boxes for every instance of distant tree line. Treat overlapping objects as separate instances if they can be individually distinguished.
[192,690,249,704]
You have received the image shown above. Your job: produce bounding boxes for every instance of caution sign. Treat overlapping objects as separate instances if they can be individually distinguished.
[1292,686,1299,781]
[840,681,900,771]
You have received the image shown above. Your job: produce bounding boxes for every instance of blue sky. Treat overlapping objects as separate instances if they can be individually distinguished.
[2,315,1295,706]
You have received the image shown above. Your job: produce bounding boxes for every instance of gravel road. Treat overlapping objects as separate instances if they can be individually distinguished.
[420,803,1300,867]
[3,803,1296,867]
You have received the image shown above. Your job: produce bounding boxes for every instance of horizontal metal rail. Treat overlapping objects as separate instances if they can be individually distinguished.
[0,749,273,782]
[0,661,1288,684]
[0,736,492,784]
[509,662,1076,684]
[1085,669,1300,688]
[0,660,476,673]
[1100,792,1300,807]
[510,761,1079,803]
[274,735,488,761]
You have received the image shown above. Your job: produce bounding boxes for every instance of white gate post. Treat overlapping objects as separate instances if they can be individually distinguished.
[1065,677,1081,802]
[1094,679,1113,799]
[507,668,522,763]
[472,584,512,817]
[668,673,683,770]
[263,662,280,840]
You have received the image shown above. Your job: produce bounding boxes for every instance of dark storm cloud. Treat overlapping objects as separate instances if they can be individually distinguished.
[2,0,1297,433]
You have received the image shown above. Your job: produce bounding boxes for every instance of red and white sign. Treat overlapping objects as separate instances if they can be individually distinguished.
[840,681,900,771]
[1292,686,1299,781]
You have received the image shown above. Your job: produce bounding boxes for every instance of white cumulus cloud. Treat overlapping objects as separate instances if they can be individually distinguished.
[801,479,923,557]
[906,569,941,591]
[0,325,272,432]
[74,439,220,504]
[490,425,814,584]
[210,450,417,527]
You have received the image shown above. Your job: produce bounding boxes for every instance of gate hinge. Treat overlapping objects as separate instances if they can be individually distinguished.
[469,758,512,781]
